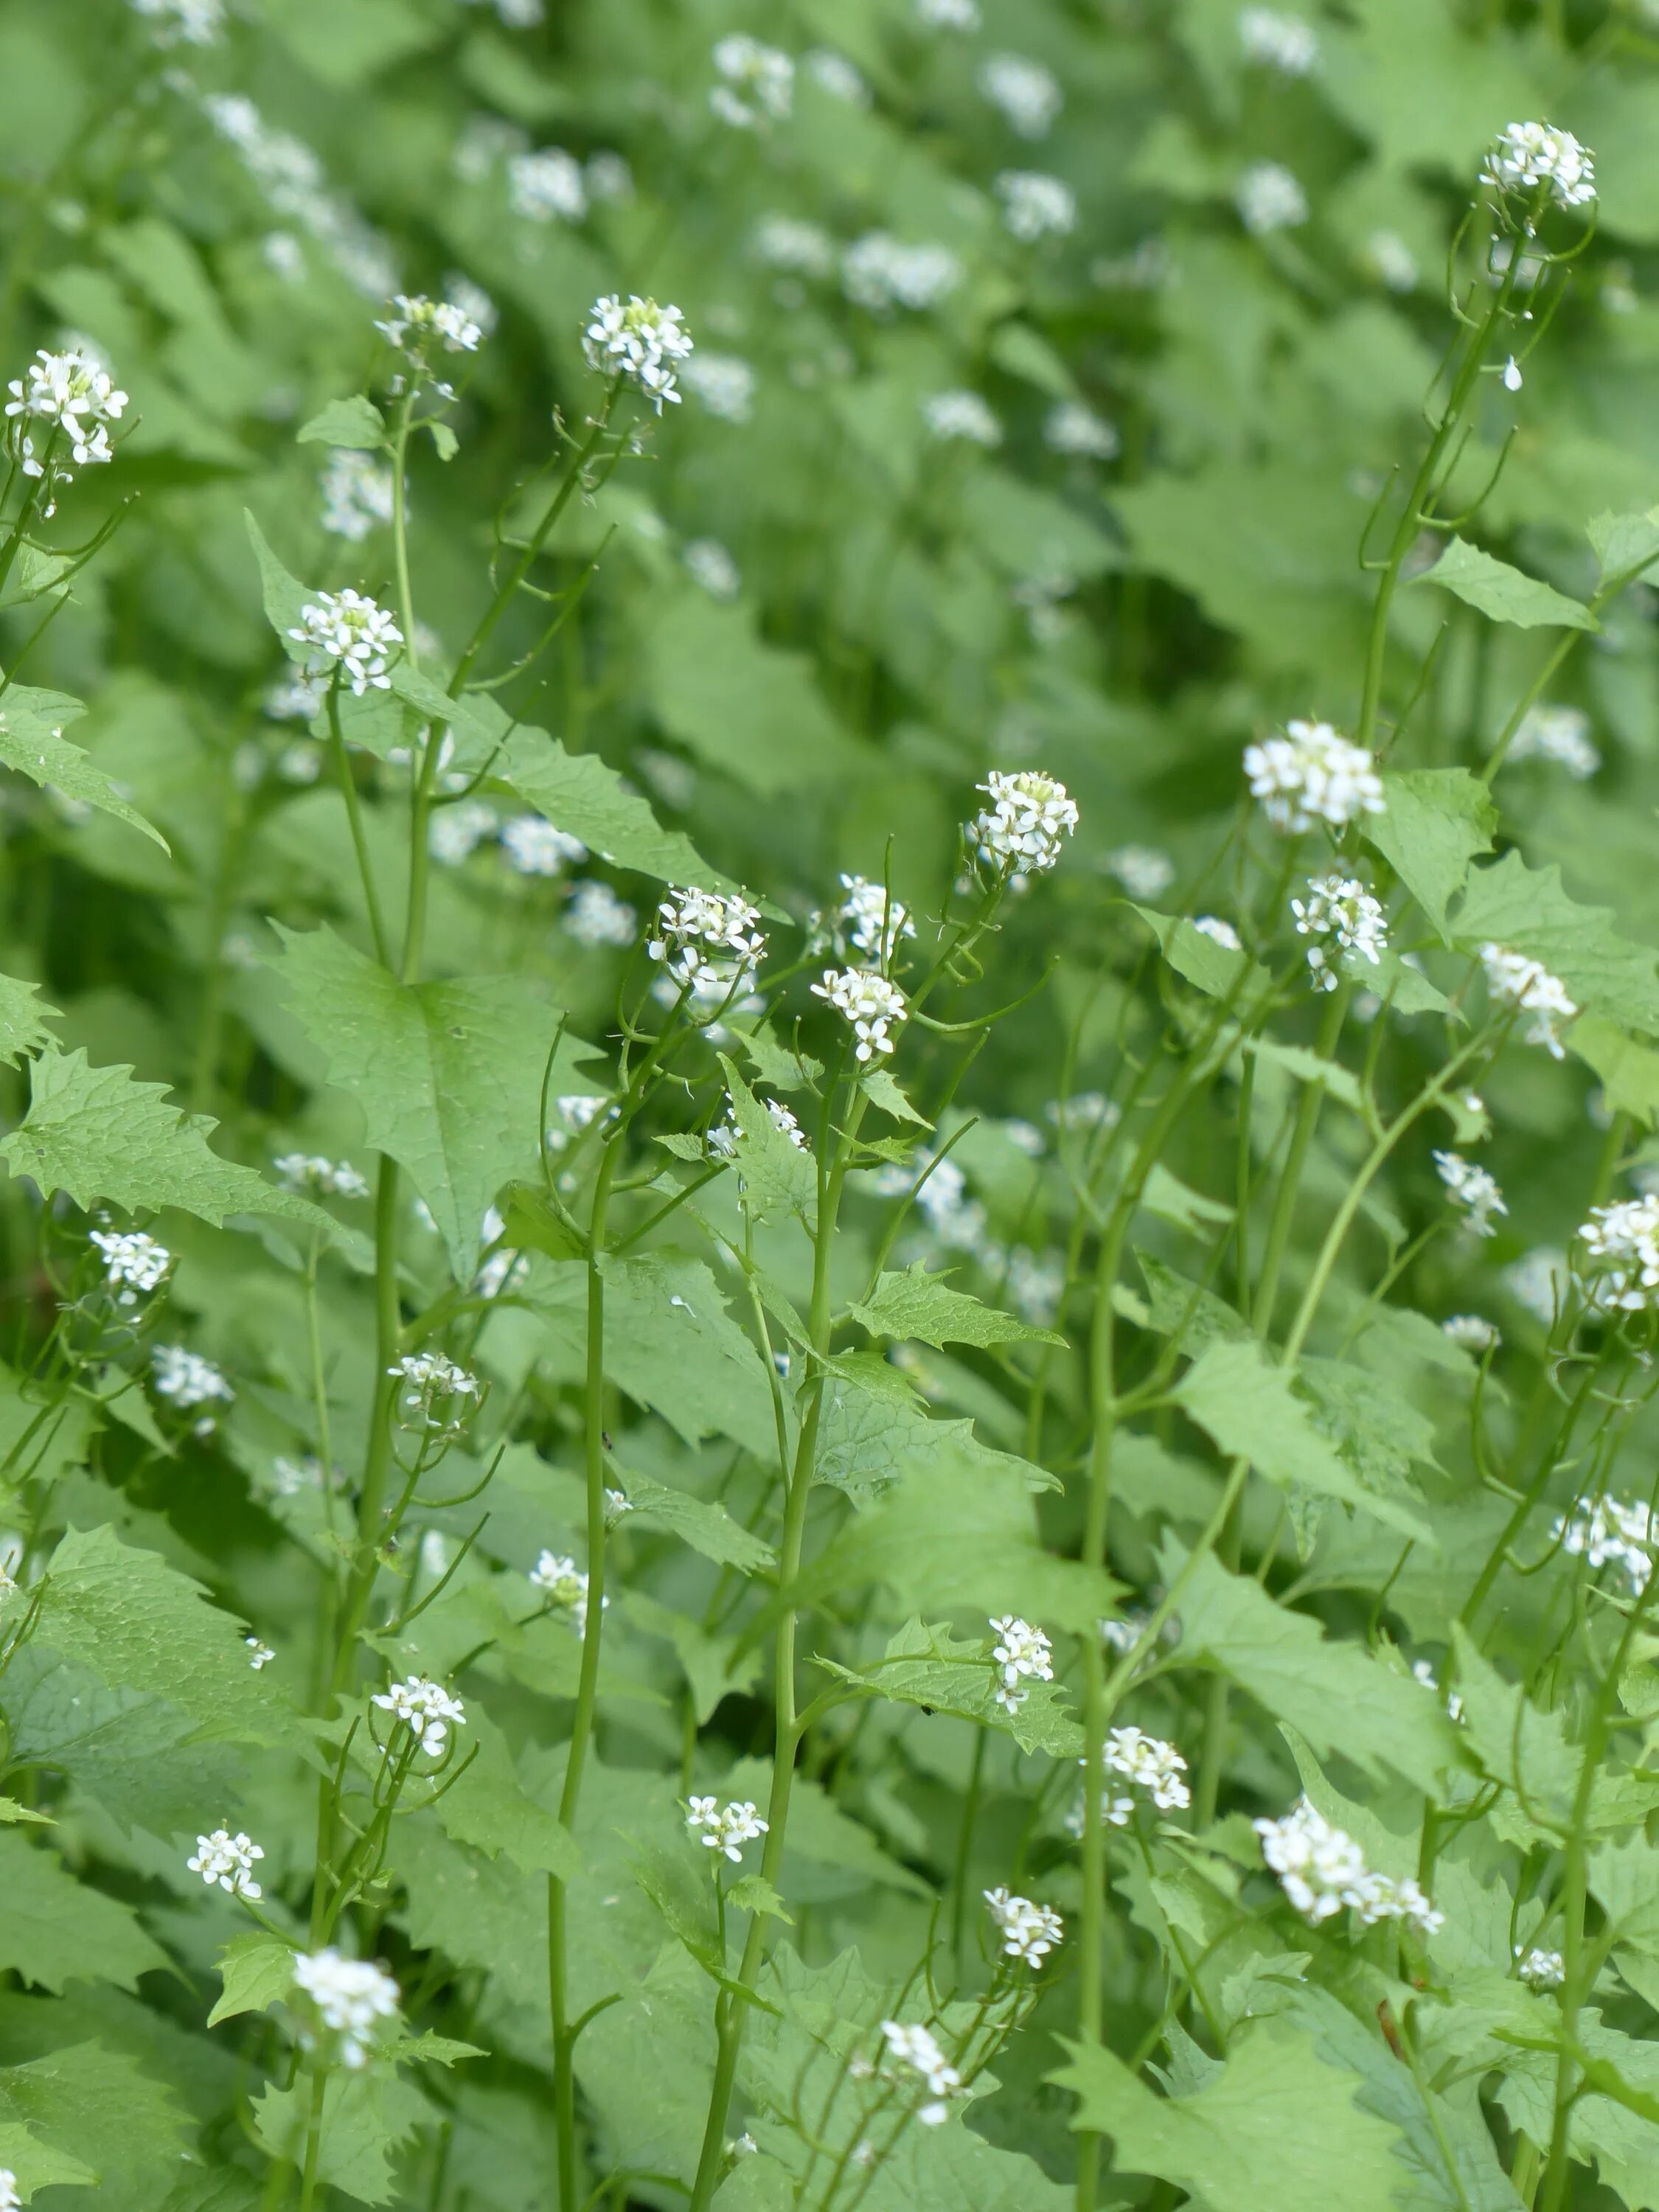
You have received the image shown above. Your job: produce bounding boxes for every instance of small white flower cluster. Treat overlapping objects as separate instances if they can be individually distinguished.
[564,880,638,947]
[1046,400,1119,460]
[0,2168,18,2211]
[389,1351,481,1431]
[1554,1493,1655,1596]
[508,147,586,223]
[836,874,914,963]
[996,171,1077,242]
[708,1093,807,1158]
[1434,1150,1507,1238]
[246,1635,276,1669]
[320,450,395,542]
[872,1148,985,1252]
[372,1674,466,1759]
[1105,844,1174,899]
[754,215,836,278]
[813,968,908,1062]
[1484,122,1596,212]
[529,1551,604,1632]
[1509,704,1599,780]
[293,1949,400,2069]
[1237,160,1309,234]
[680,352,757,424]
[1442,1313,1500,1353]
[922,390,1002,448]
[978,52,1062,139]
[289,589,403,698]
[841,233,964,313]
[274,1153,371,1200]
[1105,1725,1191,1813]
[201,93,397,302]
[582,294,695,413]
[1517,1944,1565,1989]
[90,1228,172,1304]
[1256,1798,1444,1936]
[806,49,868,104]
[153,1345,234,1409]
[6,347,129,476]
[1193,916,1241,951]
[989,1614,1054,1717]
[1579,1195,1659,1312]
[1480,944,1578,1060]
[971,770,1079,881]
[1245,720,1385,832]
[1238,7,1318,73]
[187,1827,265,1900]
[1291,874,1388,992]
[501,815,587,877]
[880,2020,961,2126]
[983,1885,1064,1964]
[130,0,224,44]
[686,1795,769,1862]
[711,35,795,128]
[649,886,767,1001]
[375,293,484,362]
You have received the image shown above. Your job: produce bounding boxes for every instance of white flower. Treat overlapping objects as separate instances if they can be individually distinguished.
[813,968,908,1062]
[508,147,587,223]
[915,0,978,24]
[265,672,330,725]
[564,880,637,947]
[836,874,914,961]
[922,389,1001,448]
[1105,844,1173,898]
[1366,229,1419,292]
[153,1345,234,1409]
[320,450,395,542]
[5,347,128,468]
[971,769,1079,877]
[983,1886,1063,1964]
[293,1950,400,2069]
[1508,704,1599,779]
[649,887,767,998]
[288,588,403,697]
[880,2019,961,2108]
[130,0,224,43]
[1238,7,1318,73]
[806,49,869,104]
[429,800,499,865]
[372,1674,467,1759]
[501,814,587,877]
[709,1093,808,1160]
[1480,944,1578,1059]
[389,1351,481,1430]
[754,216,836,277]
[1517,1944,1565,1989]
[1484,122,1596,211]
[996,171,1076,242]
[274,1153,371,1200]
[442,274,498,338]
[978,52,1062,139]
[711,36,795,128]
[1434,1151,1507,1239]
[1256,1798,1441,1935]
[681,352,757,423]
[1237,160,1310,234]
[1502,355,1524,392]
[1291,874,1388,992]
[1046,400,1119,459]
[1066,1787,1138,1834]
[1047,1091,1119,1133]
[1192,916,1242,951]
[1005,1246,1065,1326]
[529,1549,607,1630]
[1555,1493,1655,1594]
[1244,720,1384,832]
[605,1487,633,1526]
[0,2169,18,2211]
[1442,1314,1499,1352]
[684,538,741,600]
[582,294,694,413]
[246,1635,276,1669]
[1104,1725,1191,1812]
[841,234,963,313]
[546,1093,610,1149]
[585,152,633,205]
[988,1613,1053,1716]
[1580,1196,1659,1312]
[90,1228,171,1301]
[187,1827,265,1899]
[375,293,484,358]
[686,1795,769,1862]
[1504,1246,1568,1325]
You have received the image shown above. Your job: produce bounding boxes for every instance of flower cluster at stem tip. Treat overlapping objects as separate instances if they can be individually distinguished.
[1579,1195,1659,1312]
[1434,1150,1507,1239]
[582,294,695,412]
[389,1350,481,1430]
[813,967,908,1062]
[880,2020,961,2126]
[293,1949,400,2070]
[1291,874,1387,991]
[649,887,767,999]
[1256,1798,1443,1937]
[984,1885,1063,1964]
[372,1673,467,1758]
[1484,122,1596,212]
[988,1614,1053,1717]
[1245,720,1385,833]
[187,1827,265,1900]
[1554,1494,1654,1597]
[5,347,128,475]
[970,769,1079,879]
[89,1228,171,1304]
[289,588,404,697]
[686,1795,769,1862]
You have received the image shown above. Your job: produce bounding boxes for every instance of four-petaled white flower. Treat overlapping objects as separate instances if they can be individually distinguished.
[90,1228,171,1303]
[375,293,484,358]
[711,36,795,129]
[1104,1725,1192,1812]
[972,770,1079,877]
[246,1635,276,1669]
[187,1826,265,1899]
[1239,7,1318,74]
[372,1674,467,1758]
[289,588,403,697]
[274,1153,371,1200]
[1292,874,1388,992]
[880,2018,961,2124]
[983,1885,1064,1964]
[813,968,908,1062]
[294,1948,400,2069]
[1244,720,1385,832]
[1484,122,1596,211]
[388,1351,481,1430]
[988,1613,1053,1717]
[648,887,767,1002]
[1434,1150,1507,1239]
[996,171,1077,242]
[1480,944,1578,1059]
[582,294,694,412]
[686,1795,769,1862]
[153,1345,234,1408]
[1256,1798,1443,1936]
[922,389,1001,448]
[530,1550,606,1632]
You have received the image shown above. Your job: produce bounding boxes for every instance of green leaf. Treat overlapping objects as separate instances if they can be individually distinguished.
[0,1830,167,1994]
[1133,906,1270,1000]
[1051,2020,1412,2212]
[1239,1038,1366,1115]
[0,2038,189,2201]
[1589,504,1659,583]
[270,923,570,1281]
[498,1179,585,1260]
[429,1711,580,1877]
[0,1046,335,1235]
[207,1932,296,2027]
[858,1067,931,1126]
[815,1617,1083,1758]
[0,974,57,1067]
[0,2119,96,2200]
[1453,851,1659,1037]
[244,509,315,658]
[731,1022,821,1093]
[728,1874,793,1924]
[296,394,388,449]
[1450,1622,1579,1826]
[717,1054,816,1220]
[616,1472,777,1575]
[0,686,168,849]
[495,719,743,894]
[1364,768,1497,938]
[253,2067,427,2209]
[0,1800,51,1827]
[1418,538,1598,630]
[425,418,458,462]
[1560,1015,1659,1126]
[851,1261,1064,1350]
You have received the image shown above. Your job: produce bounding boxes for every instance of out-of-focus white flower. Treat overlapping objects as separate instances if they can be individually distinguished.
[881,2019,961,2121]
[582,295,694,412]
[835,874,914,962]
[265,671,329,724]
[983,1887,1063,1964]
[1104,1725,1191,1811]
[1105,844,1173,899]
[683,538,741,599]
[1256,1798,1443,1935]
[988,1614,1053,1717]
[388,1351,481,1430]
[153,1346,234,1408]
[1484,122,1596,211]
[813,969,908,1061]
[294,1950,400,2069]
[1004,1246,1065,1326]
[1192,916,1242,951]
[1048,1091,1119,1134]
[1480,944,1578,1059]
[1292,874,1388,991]
[922,389,1001,447]
[1508,704,1599,780]
[319,450,395,542]
[1237,160,1309,234]
[274,1153,371,1200]
[372,1674,466,1758]
[1434,1151,1507,1239]
[972,770,1079,877]
[564,880,637,947]
[429,801,499,865]
[841,233,963,312]
[1442,1314,1499,1353]
[805,49,869,104]
[130,0,223,44]
[978,52,1062,139]
[1517,1944,1565,1989]
[90,1229,171,1303]
[1046,400,1119,459]
[376,293,484,358]
[996,170,1076,241]
[263,231,307,282]
[915,0,978,24]
[1579,1196,1659,1312]
[711,36,795,128]
[585,152,634,205]
[755,216,836,277]
[188,1827,264,1899]
[1244,720,1384,832]
[508,147,587,223]
[681,352,757,423]
[201,92,399,302]
[1366,229,1419,291]
[1503,1247,1568,1325]
[1554,1493,1655,1596]
[289,590,403,697]
[686,1795,769,1861]
[1238,7,1318,72]
[501,815,587,877]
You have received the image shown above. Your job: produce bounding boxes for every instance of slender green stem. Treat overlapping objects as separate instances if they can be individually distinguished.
[296,2059,328,2212]
[327,683,392,969]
